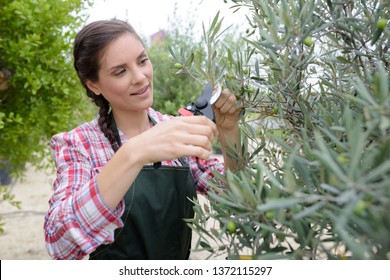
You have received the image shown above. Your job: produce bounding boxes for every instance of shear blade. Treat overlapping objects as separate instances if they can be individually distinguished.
[210,83,222,105]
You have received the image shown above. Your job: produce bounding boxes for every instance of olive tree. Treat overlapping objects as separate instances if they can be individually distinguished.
[171,0,390,259]
[150,2,246,116]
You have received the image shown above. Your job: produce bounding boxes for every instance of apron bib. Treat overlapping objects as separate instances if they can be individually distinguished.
[90,164,196,259]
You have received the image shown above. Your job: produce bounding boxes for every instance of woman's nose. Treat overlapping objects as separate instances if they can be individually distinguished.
[131,67,145,84]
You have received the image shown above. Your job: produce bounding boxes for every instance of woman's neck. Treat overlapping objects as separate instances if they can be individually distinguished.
[112,109,150,139]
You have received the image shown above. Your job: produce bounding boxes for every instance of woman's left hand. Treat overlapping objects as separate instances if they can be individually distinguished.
[212,87,242,132]
[212,87,243,171]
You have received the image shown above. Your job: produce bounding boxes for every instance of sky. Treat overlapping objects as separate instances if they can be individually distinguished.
[86,0,250,39]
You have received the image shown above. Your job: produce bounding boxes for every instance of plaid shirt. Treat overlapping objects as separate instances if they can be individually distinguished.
[44,108,224,260]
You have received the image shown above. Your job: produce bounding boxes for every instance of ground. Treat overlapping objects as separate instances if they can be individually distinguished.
[0,165,53,259]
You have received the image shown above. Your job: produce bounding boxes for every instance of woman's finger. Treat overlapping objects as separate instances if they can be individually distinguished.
[215,94,238,114]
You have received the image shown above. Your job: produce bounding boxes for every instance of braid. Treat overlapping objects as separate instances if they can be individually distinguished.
[95,94,120,152]
[72,19,144,153]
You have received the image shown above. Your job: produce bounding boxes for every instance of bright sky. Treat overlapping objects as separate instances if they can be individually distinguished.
[87,0,250,38]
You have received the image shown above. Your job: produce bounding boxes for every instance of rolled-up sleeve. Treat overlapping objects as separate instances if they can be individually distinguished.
[188,155,224,194]
[44,131,124,260]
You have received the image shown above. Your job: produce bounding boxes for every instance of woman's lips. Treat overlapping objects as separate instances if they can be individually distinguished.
[131,85,149,96]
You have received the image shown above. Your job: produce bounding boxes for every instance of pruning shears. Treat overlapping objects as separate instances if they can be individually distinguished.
[178,82,222,171]
[178,82,222,123]
[153,83,222,171]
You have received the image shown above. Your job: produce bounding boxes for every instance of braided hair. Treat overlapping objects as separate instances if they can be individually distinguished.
[73,19,144,152]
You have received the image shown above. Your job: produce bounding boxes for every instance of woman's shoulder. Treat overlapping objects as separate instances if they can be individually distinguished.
[51,118,103,146]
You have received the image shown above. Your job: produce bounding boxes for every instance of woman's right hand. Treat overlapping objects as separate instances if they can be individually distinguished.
[128,115,218,166]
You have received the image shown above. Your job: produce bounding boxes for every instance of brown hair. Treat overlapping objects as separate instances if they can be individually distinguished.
[73,19,143,151]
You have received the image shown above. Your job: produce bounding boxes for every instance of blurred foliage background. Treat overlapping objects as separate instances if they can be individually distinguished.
[0,0,95,224]
[0,0,95,175]
[148,4,203,115]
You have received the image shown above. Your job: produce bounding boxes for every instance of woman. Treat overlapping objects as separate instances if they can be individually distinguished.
[44,19,241,260]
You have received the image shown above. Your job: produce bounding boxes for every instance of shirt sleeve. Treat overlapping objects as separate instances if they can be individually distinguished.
[187,155,225,194]
[44,131,124,260]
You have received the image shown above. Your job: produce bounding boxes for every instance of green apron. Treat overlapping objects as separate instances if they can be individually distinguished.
[90,115,197,260]
[90,164,196,260]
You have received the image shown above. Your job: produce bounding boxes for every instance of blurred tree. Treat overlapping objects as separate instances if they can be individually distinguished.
[148,2,203,115]
[0,0,94,176]
[0,0,94,227]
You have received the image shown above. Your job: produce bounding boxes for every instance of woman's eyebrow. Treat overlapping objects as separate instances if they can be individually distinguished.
[109,63,126,70]
[109,50,147,70]
[138,50,147,58]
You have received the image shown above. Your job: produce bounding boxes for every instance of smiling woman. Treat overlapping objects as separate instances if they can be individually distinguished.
[43,18,242,260]
[85,33,154,118]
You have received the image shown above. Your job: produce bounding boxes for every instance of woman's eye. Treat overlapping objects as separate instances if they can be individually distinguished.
[140,58,149,65]
[114,69,126,76]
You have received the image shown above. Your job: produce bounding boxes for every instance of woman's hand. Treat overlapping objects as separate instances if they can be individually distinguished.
[212,88,242,132]
[98,116,216,210]
[130,116,218,165]
[212,87,243,172]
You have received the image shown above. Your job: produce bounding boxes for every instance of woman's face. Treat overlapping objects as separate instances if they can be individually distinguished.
[87,32,153,113]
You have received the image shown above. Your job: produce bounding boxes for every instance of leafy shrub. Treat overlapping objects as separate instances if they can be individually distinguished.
[0,0,94,229]
[0,0,94,176]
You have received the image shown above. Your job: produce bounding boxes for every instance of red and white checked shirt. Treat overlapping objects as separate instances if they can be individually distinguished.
[44,108,224,260]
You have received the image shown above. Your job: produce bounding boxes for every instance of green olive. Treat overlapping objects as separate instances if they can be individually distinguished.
[303,36,313,47]
[174,63,182,69]
[377,18,387,30]
[337,154,349,164]
[225,73,234,79]
[265,211,274,219]
[226,221,236,234]
[353,200,366,216]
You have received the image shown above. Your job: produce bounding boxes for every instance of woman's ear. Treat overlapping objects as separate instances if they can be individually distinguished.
[86,80,101,96]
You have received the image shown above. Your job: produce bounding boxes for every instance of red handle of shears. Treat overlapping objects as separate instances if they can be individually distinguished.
[178,107,194,117]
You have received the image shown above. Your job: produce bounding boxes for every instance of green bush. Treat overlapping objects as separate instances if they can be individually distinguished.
[0,0,94,229]
[0,0,94,176]
[175,0,390,259]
